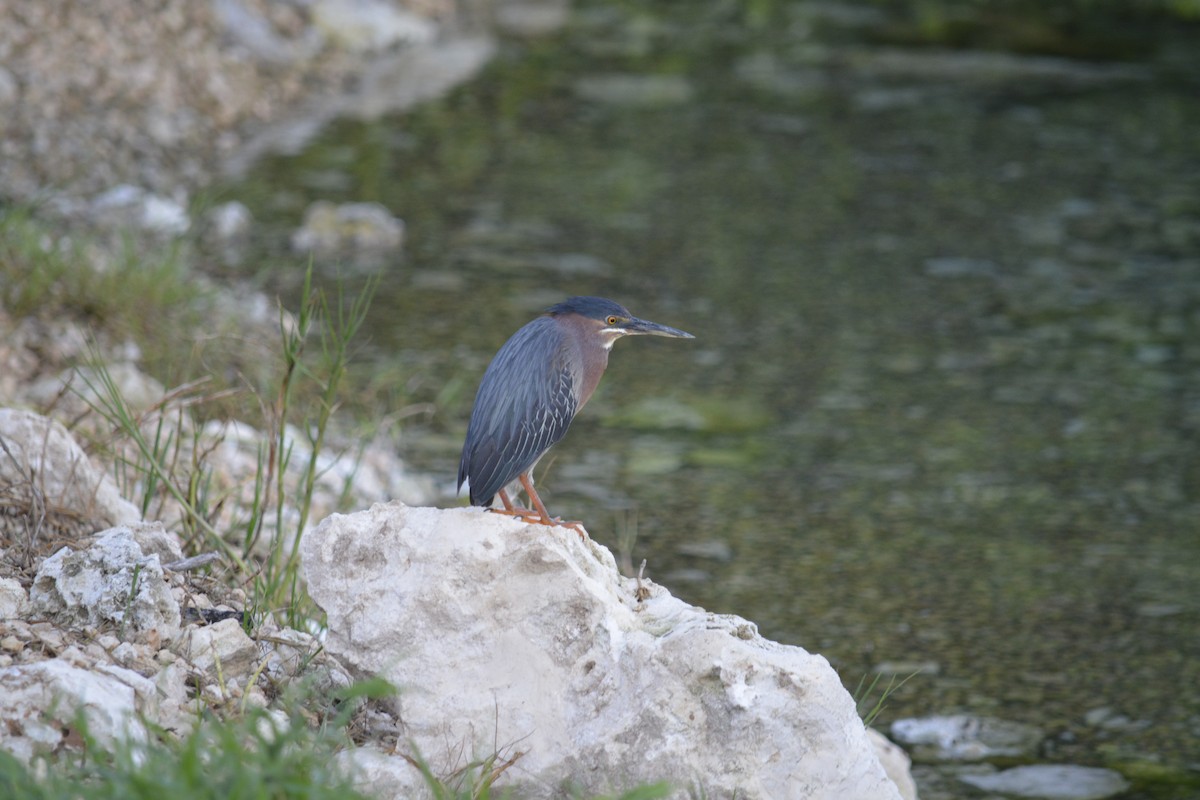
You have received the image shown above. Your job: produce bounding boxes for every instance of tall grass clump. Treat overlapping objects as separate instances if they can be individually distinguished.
[80,263,378,630]
[853,669,920,728]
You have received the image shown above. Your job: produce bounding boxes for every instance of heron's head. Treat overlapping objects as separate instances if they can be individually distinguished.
[547,296,694,350]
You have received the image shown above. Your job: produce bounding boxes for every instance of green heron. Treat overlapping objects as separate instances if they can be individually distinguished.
[458,296,693,533]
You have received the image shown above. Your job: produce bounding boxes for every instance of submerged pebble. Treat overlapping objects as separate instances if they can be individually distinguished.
[891,714,1043,761]
[574,73,695,106]
[676,539,733,562]
[959,764,1130,800]
[290,200,405,256]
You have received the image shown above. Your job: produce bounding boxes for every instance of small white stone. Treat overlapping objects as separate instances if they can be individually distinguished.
[0,660,149,761]
[177,618,257,676]
[59,645,89,667]
[0,65,19,107]
[139,194,190,234]
[242,685,269,708]
[961,764,1130,800]
[30,525,181,643]
[312,0,436,51]
[867,729,918,800]
[891,713,1042,761]
[111,641,138,666]
[256,709,291,743]
[0,409,141,530]
[207,201,253,240]
[290,200,405,254]
[91,185,190,234]
[153,662,194,735]
[0,578,29,620]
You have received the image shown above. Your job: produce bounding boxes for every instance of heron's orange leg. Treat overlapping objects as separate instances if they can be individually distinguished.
[518,473,553,524]
[484,477,587,539]
[519,474,588,540]
[490,487,541,521]
[497,488,518,513]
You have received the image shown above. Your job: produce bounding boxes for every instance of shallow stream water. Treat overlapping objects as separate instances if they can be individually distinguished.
[224,2,1200,795]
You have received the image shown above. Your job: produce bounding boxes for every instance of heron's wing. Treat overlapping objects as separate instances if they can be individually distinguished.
[459,318,579,506]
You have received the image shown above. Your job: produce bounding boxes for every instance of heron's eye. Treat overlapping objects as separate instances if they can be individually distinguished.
[606,316,620,326]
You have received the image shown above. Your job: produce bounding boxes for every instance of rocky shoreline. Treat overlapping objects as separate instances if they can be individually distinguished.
[0,0,471,791]
[0,0,505,259]
[1,0,449,206]
[0,0,484,542]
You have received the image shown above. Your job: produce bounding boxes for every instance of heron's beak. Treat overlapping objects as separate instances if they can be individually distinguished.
[623,316,695,339]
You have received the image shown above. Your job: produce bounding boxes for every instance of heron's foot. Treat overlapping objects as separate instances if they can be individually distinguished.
[487,507,589,539]
[488,506,542,523]
[562,520,589,540]
[532,516,588,540]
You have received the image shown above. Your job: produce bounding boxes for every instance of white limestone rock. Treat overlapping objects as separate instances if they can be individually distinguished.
[258,627,320,680]
[960,764,1130,800]
[290,200,405,255]
[176,617,257,676]
[0,659,149,762]
[205,200,254,242]
[154,661,197,735]
[302,502,905,800]
[0,577,29,620]
[891,713,1042,761]
[30,524,181,643]
[121,521,185,565]
[867,727,919,800]
[312,0,436,52]
[212,0,322,64]
[0,408,141,530]
[90,184,191,234]
[494,0,569,36]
